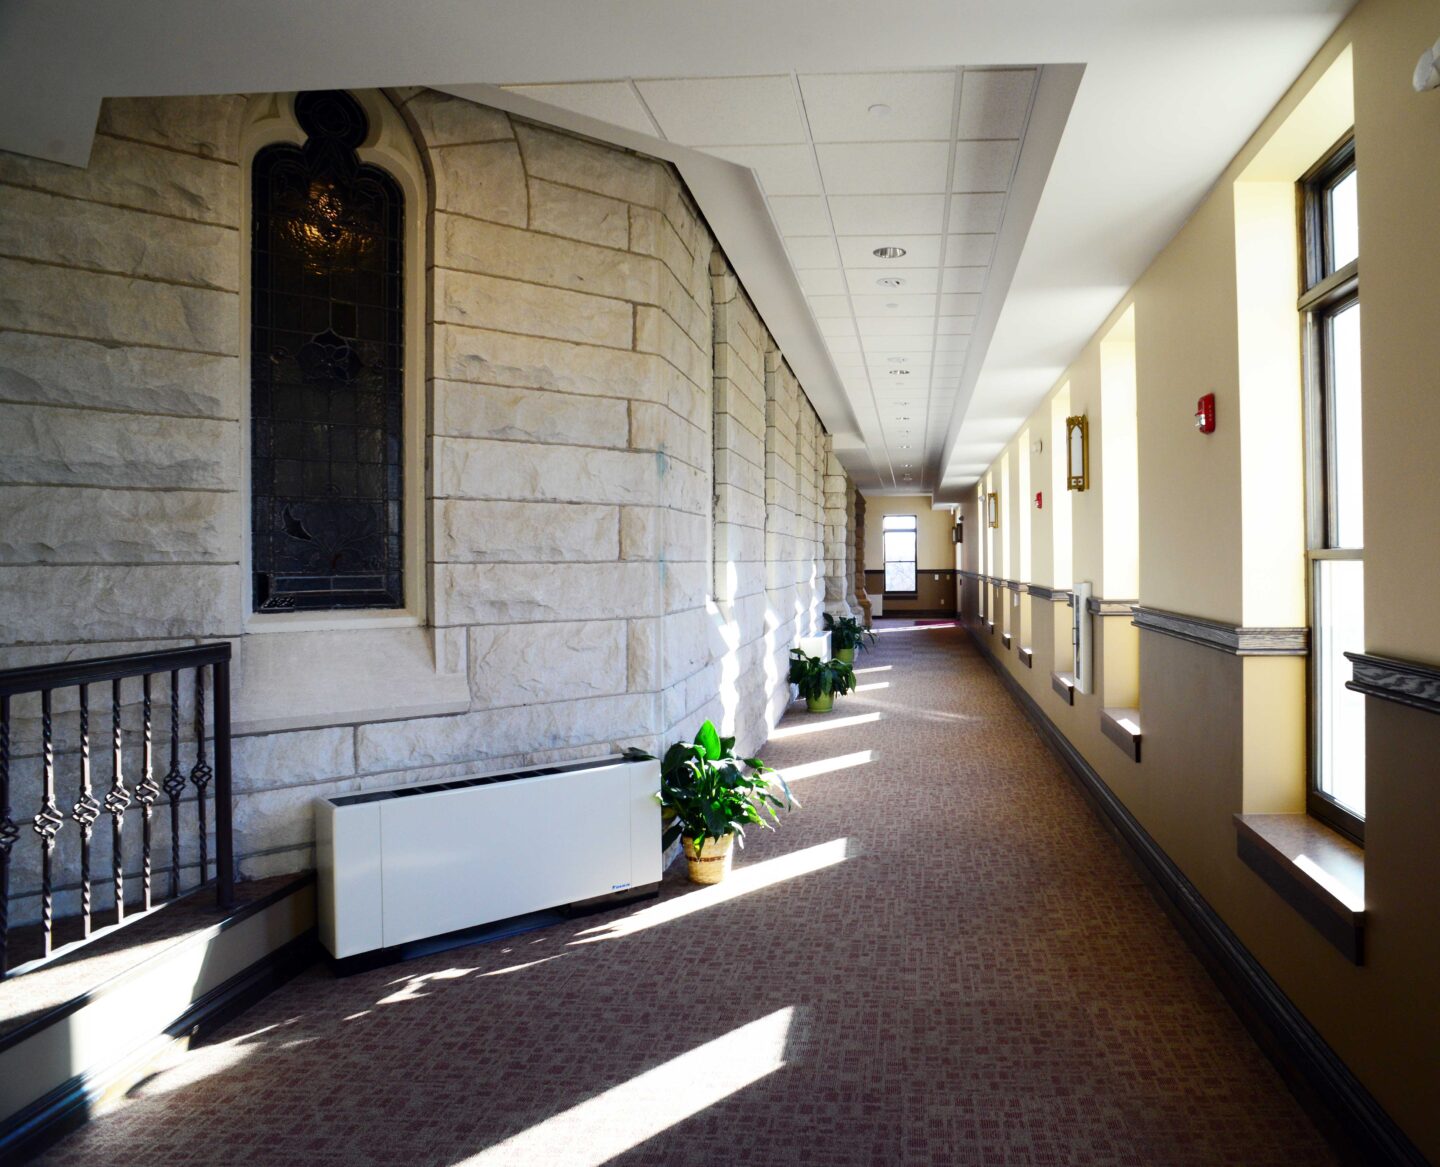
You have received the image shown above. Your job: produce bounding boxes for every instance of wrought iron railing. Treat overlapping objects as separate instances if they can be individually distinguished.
[0,643,234,975]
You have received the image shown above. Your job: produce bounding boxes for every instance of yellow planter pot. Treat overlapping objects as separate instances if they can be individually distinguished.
[682,834,735,884]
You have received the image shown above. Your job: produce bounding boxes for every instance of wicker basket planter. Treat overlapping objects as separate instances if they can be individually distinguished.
[683,834,735,884]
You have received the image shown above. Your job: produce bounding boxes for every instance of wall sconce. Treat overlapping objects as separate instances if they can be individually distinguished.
[1031,436,1044,455]
[1065,415,1089,490]
[1415,34,1440,91]
[986,492,999,528]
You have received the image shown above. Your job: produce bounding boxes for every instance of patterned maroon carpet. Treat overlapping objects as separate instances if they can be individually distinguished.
[36,622,1338,1166]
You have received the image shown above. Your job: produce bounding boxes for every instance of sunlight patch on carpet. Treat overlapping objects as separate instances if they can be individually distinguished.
[452,1007,795,1167]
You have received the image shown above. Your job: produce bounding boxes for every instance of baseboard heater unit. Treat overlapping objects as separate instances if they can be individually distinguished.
[316,755,661,965]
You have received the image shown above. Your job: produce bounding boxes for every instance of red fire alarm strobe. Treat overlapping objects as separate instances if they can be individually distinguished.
[1195,392,1216,434]
[1034,491,1043,510]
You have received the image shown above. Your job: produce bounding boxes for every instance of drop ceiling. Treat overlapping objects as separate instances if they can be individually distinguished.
[0,0,1353,498]
[498,68,1041,493]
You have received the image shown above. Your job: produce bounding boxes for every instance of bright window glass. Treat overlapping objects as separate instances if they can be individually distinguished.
[1328,168,1359,272]
[1328,302,1363,548]
[1314,558,1366,816]
[882,515,917,592]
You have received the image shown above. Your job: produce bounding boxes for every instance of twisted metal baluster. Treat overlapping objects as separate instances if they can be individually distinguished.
[105,677,131,923]
[0,696,16,975]
[163,670,186,898]
[33,690,64,957]
[190,666,213,884]
[136,676,159,912]
[72,683,100,938]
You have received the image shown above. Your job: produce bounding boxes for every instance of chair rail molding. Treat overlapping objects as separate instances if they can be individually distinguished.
[1132,606,1308,656]
[1345,652,1440,715]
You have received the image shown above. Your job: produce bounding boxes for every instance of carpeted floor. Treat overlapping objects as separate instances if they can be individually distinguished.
[36,621,1339,1166]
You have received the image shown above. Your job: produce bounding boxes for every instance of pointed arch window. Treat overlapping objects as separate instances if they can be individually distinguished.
[250,90,405,611]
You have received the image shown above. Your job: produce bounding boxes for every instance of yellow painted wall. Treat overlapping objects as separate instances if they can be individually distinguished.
[860,494,955,571]
[964,0,1440,1157]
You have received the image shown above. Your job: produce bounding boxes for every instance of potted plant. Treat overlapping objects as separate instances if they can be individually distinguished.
[823,612,876,665]
[788,648,856,713]
[656,720,795,885]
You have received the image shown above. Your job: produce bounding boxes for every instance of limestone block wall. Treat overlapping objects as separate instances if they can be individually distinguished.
[0,87,847,914]
[823,441,852,616]
[706,255,827,745]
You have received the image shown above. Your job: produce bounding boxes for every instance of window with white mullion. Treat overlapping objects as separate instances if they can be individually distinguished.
[1300,134,1365,842]
[882,514,918,594]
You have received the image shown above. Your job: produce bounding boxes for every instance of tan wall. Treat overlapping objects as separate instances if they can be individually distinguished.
[859,493,955,571]
[964,0,1440,1156]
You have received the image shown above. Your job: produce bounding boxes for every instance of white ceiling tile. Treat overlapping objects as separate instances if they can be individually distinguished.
[797,269,848,296]
[636,76,804,144]
[940,293,982,315]
[785,235,840,268]
[770,195,831,235]
[815,142,950,195]
[949,193,1006,233]
[829,194,946,235]
[819,317,858,339]
[858,317,938,336]
[503,81,659,136]
[849,293,938,316]
[937,316,976,335]
[839,237,944,269]
[847,267,940,294]
[956,70,1036,140]
[951,139,1020,192]
[808,294,854,318]
[701,144,821,195]
[865,336,936,352]
[935,335,971,353]
[945,234,997,266]
[825,336,864,354]
[941,267,988,294]
[797,71,956,142]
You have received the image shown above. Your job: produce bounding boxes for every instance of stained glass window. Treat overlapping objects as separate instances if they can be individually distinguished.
[250,90,405,611]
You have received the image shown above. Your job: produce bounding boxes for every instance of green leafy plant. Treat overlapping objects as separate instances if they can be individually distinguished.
[655,720,795,856]
[787,648,857,702]
[823,612,876,653]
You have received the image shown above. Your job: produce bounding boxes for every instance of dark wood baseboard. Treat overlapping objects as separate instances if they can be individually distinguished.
[966,623,1427,1167]
[1,929,319,1164]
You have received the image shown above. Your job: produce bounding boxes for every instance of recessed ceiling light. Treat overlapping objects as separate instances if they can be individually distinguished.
[872,246,907,259]
[876,277,905,288]
[868,103,893,119]
[885,302,900,309]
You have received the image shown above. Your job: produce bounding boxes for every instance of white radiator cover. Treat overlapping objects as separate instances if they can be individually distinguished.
[315,755,661,958]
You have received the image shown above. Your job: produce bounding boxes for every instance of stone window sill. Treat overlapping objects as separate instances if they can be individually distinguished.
[1234,813,1365,964]
[1100,707,1142,762]
[233,625,470,736]
[1018,646,1033,668]
[1051,671,1075,705]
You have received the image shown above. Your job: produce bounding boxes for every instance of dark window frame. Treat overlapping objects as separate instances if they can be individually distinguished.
[250,90,407,613]
[1298,132,1364,845]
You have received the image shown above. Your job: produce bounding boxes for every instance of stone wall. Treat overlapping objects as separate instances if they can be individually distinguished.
[0,87,847,917]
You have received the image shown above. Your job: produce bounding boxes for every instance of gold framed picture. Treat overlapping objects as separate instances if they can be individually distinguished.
[1066,415,1089,491]
[986,491,999,528]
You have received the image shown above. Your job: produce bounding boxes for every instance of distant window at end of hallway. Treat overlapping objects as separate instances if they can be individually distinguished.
[1299,133,1364,844]
[882,514,918,594]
